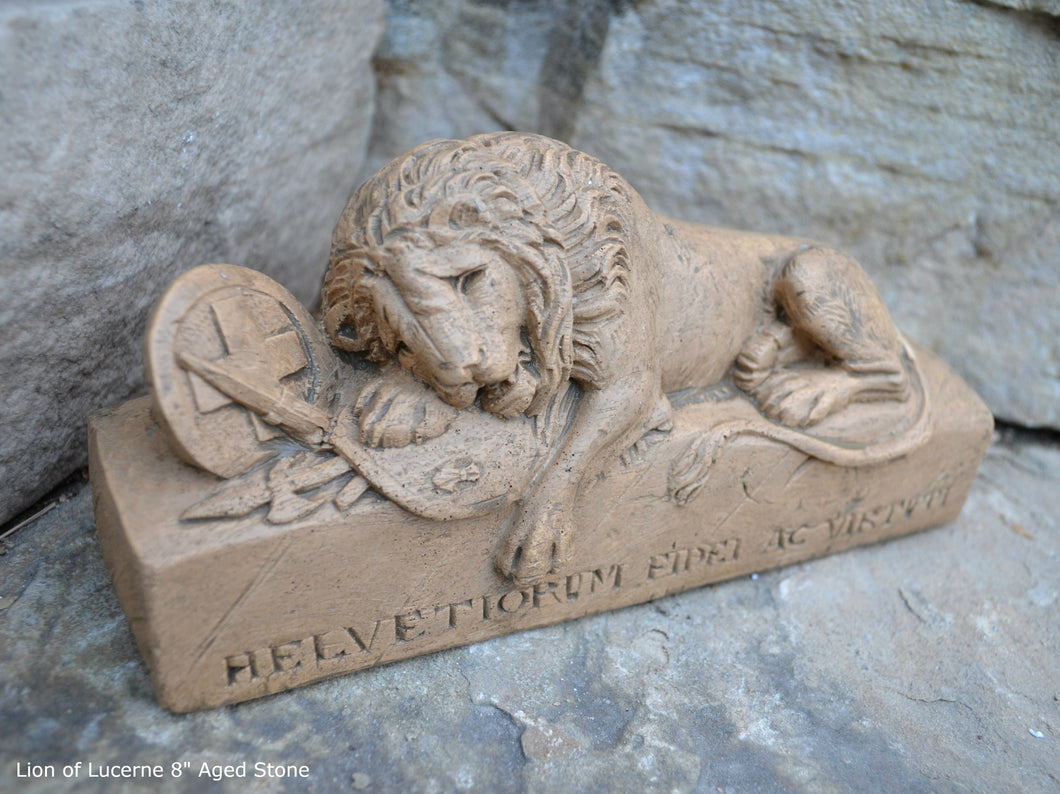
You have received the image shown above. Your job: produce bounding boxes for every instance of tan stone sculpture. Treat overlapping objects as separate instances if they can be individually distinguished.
[90,132,992,711]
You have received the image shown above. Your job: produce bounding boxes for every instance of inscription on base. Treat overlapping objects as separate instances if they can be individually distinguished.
[763,474,956,553]
[225,563,625,689]
[220,475,961,696]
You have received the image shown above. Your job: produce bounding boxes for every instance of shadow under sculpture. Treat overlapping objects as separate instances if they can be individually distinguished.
[89,132,992,712]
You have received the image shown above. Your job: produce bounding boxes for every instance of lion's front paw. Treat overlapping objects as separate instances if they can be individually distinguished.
[353,367,458,448]
[496,503,574,585]
[733,320,806,393]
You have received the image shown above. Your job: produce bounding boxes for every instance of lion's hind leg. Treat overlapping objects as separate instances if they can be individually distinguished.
[736,246,910,427]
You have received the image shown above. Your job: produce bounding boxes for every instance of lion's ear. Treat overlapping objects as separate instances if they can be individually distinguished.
[323,303,368,352]
[430,197,489,229]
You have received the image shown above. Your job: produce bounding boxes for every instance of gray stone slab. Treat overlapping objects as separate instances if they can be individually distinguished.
[1,434,1057,792]
[0,0,385,525]
[569,0,1060,434]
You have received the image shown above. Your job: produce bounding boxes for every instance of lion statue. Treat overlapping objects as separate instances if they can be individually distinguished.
[321,132,914,583]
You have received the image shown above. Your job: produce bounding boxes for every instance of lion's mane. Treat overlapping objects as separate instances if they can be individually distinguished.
[322,132,634,416]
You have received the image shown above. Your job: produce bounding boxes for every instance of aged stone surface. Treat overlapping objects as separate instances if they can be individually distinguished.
[369,0,1060,430]
[0,0,384,525]
[91,133,991,710]
[3,435,1058,791]
[367,0,629,171]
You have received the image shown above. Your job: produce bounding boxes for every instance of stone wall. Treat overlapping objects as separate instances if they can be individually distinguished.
[0,0,384,524]
[370,0,1060,431]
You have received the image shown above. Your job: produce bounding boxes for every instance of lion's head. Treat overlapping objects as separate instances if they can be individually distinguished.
[322,133,633,418]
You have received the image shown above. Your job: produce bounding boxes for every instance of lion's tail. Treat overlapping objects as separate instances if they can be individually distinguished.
[668,341,932,506]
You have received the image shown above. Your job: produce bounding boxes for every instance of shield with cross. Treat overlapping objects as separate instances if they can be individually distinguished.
[146,264,340,480]
[144,264,571,526]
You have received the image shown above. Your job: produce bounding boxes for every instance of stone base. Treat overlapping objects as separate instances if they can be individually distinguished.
[89,346,991,712]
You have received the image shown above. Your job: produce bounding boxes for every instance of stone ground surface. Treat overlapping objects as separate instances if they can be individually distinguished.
[0,431,1057,793]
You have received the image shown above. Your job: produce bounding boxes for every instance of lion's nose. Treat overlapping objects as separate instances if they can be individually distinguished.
[436,350,481,386]
[426,316,483,383]
[436,365,472,384]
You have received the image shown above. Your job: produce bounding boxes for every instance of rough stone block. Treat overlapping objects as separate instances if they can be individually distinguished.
[89,343,991,712]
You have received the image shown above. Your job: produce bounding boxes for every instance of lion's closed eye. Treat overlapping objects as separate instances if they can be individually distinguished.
[396,341,415,364]
[451,268,486,296]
